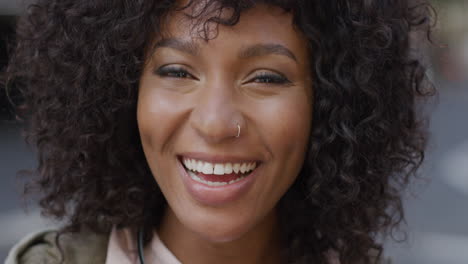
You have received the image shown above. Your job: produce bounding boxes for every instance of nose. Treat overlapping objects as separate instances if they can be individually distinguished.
[189,80,245,144]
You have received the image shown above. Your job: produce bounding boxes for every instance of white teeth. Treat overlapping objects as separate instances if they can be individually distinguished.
[196,160,203,172]
[225,163,233,174]
[188,170,247,186]
[233,163,240,173]
[183,159,190,169]
[240,163,247,173]
[182,158,257,176]
[213,164,224,175]
[202,163,214,174]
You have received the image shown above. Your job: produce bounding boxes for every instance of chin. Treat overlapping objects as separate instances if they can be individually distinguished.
[196,224,250,244]
[186,211,255,244]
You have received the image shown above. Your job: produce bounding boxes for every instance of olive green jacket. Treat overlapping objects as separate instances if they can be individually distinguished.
[5,229,109,264]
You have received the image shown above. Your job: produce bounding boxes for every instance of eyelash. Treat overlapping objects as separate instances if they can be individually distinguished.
[155,66,194,79]
[155,66,291,85]
[251,72,290,85]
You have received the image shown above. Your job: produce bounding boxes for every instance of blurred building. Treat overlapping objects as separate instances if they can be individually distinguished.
[431,0,468,81]
[0,0,467,263]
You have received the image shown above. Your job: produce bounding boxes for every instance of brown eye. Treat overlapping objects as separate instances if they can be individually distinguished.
[250,72,291,85]
[155,66,194,79]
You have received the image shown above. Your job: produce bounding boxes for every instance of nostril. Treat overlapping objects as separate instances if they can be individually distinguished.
[189,105,245,143]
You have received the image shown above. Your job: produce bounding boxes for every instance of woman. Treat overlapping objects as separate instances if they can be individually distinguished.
[4,0,434,263]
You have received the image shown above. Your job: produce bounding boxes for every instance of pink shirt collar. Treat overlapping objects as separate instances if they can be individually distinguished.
[105,227,181,264]
[105,227,340,264]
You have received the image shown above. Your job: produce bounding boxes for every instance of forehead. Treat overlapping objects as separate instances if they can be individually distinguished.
[156,3,308,57]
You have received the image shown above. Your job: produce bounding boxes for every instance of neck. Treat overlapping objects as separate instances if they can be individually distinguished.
[158,208,283,264]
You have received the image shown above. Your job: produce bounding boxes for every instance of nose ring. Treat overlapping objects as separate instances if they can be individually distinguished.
[236,124,241,138]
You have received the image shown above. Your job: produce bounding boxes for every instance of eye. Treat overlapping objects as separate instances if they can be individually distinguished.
[249,72,291,85]
[154,65,195,79]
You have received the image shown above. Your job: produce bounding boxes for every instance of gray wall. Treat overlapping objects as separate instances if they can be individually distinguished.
[0,0,19,15]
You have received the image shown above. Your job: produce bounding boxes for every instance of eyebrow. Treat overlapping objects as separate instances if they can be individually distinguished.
[153,38,200,56]
[153,38,298,63]
[239,43,298,62]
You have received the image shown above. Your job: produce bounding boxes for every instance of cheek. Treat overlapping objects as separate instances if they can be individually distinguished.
[137,83,182,187]
[137,100,156,152]
[265,95,311,159]
[137,86,162,149]
[252,92,312,197]
[136,90,164,182]
[137,85,187,196]
[137,81,186,153]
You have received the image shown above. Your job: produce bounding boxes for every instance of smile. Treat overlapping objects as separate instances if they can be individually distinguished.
[181,157,258,187]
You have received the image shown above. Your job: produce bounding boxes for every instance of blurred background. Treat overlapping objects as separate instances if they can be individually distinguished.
[1,0,467,262]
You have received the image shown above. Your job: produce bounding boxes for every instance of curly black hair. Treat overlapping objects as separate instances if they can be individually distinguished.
[4,0,435,263]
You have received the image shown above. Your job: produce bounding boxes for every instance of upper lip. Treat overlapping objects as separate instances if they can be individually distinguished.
[178,152,263,164]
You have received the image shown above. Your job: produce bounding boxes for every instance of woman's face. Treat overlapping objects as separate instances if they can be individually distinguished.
[138,4,312,243]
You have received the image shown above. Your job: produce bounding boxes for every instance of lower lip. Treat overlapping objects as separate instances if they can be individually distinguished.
[178,161,259,207]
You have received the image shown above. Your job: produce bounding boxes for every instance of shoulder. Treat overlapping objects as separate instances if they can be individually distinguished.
[5,228,109,264]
